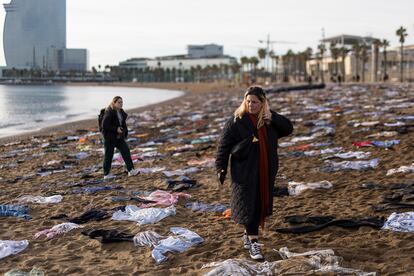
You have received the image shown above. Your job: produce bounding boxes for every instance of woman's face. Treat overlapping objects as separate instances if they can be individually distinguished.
[246,95,262,115]
[114,98,123,110]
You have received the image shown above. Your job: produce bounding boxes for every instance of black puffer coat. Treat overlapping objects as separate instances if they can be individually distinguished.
[215,111,293,225]
[102,107,128,142]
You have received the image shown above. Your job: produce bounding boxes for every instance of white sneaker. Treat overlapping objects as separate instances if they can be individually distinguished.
[249,242,264,260]
[128,169,140,177]
[103,173,116,180]
[242,233,251,249]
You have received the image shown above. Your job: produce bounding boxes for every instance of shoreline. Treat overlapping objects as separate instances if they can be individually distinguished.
[0,82,242,145]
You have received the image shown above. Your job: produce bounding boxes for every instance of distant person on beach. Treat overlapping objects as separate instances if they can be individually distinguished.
[101,96,139,180]
[215,86,293,260]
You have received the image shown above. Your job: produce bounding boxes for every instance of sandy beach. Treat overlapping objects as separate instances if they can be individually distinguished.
[0,82,414,275]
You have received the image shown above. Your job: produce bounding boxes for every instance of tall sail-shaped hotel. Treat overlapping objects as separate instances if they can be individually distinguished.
[3,0,88,70]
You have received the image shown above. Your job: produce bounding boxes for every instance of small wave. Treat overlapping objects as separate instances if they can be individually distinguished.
[0,122,25,129]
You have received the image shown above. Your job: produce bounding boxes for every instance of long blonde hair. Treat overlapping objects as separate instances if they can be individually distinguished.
[234,86,270,129]
[108,96,122,110]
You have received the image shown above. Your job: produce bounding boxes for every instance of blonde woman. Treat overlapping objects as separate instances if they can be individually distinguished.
[215,86,293,260]
[102,96,139,180]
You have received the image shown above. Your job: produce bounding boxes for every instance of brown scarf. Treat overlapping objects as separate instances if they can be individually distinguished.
[248,114,269,229]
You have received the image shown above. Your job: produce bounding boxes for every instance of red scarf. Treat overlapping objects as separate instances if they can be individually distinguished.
[248,114,269,229]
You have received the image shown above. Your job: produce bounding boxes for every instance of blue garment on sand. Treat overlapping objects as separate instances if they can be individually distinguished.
[185,202,227,213]
[371,140,400,148]
[321,158,379,172]
[152,227,203,264]
[0,204,31,220]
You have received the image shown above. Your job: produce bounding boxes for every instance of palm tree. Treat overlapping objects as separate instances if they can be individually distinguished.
[361,44,369,82]
[303,47,313,80]
[330,42,340,77]
[352,43,362,81]
[396,26,408,82]
[250,56,259,80]
[283,50,295,82]
[240,56,249,73]
[381,39,390,81]
[339,47,349,82]
[317,43,326,83]
[372,39,381,82]
[257,48,267,71]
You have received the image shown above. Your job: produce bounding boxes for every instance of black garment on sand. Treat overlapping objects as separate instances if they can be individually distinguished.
[82,229,134,243]
[275,215,385,234]
[50,209,109,224]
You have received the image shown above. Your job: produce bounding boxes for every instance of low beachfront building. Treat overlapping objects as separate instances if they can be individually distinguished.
[117,44,239,82]
[306,34,414,82]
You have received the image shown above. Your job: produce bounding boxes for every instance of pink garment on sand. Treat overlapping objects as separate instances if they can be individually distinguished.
[140,190,191,208]
[34,223,83,239]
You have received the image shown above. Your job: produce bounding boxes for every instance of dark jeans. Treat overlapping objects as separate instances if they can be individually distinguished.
[103,138,134,175]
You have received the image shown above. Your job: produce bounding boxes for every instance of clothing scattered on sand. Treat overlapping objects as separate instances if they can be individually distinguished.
[321,158,379,172]
[288,181,333,196]
[133,231,165,247]
[0,240,29,260]
[72,185,122,194]
[34,223,83,239]
[386,163,414,176]
[163,167,200,177]
[166,176,197,192]
[81,229,134,243]
[327,151,371,160]
[185,202,228,213]
[140,190,191,208]
[112,205,176,225]
[202,247,377,276]
[152,227,203,264]
[275,215,385,234]
[4,267,44,276]
[382,212,414,232]
[0,204,31,220]
[50,209,109,224]
[17,195,63,204]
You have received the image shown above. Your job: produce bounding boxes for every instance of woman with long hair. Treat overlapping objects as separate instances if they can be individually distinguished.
[215,86,293,260]
[101,96,139,180]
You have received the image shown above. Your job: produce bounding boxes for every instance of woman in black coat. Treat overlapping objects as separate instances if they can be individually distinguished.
[215,86,293,260]
[102,96,139,180]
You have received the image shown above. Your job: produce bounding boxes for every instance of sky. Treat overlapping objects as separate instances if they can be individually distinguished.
[0,0,413,68]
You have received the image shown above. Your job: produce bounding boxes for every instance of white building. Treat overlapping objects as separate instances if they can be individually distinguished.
[187,44,223,58]
[119,44,237,70]
[3,0,88,71]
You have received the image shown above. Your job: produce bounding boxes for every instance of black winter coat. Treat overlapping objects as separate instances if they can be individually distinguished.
[215,111,293,225]
[102,107,128,142]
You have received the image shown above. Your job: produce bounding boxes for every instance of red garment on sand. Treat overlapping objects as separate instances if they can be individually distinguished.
[288,144,311,151]
[248,114,269,229]
[353,141,373,147]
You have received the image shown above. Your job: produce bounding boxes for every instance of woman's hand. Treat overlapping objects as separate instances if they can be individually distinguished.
[117,127,123,134]
[217,169,226,187]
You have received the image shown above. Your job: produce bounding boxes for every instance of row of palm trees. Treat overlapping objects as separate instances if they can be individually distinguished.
[241,26,409,83]
[109,63,241,82]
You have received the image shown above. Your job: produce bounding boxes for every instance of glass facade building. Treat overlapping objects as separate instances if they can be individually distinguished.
[3,0,88,71]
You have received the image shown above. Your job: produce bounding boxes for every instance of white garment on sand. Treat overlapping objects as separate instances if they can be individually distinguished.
[151,227,203,264]
[382,212,414,232]
[386,163,414,176]
[0,240,29,260]
[288,181,333,196]
[112,205,176,225]
[34,223,83,239]
[18,195,63,204]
